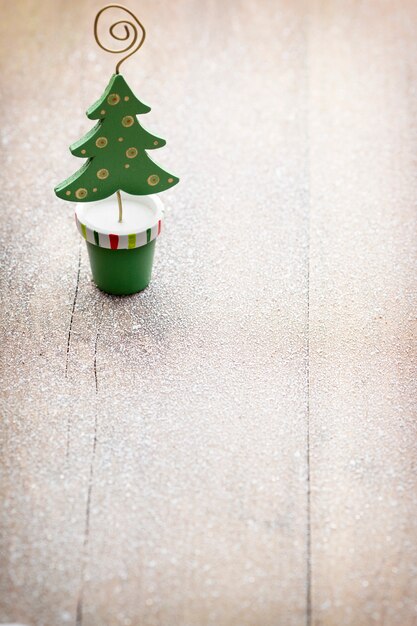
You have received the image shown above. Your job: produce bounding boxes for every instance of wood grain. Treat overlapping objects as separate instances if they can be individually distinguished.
[0,1,416,625]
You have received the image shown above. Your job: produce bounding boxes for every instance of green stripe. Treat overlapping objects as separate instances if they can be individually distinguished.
[146,228,151,243]
[94,230,99,246]
[128,233,136,249]
[81,223,87,240]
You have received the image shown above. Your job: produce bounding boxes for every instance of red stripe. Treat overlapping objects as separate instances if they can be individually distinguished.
[157,219,162,235]
[109,234,119,250]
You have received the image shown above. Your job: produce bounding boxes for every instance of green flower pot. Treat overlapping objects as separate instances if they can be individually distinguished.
[75,194,163,295]
[86,239,156,295]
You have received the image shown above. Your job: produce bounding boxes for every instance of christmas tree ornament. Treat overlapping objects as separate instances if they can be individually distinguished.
[54,4,179,295]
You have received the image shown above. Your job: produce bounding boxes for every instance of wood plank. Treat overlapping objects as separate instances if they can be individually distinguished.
[308,2,417,624]
[0,1,104,623]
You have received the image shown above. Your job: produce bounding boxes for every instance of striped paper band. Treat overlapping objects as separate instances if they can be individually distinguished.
[75,213,163,250]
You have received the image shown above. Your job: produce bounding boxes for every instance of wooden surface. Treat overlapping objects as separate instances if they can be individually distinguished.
[0,1,416,625]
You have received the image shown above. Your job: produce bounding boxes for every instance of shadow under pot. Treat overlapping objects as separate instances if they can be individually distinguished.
[75,194,163,295]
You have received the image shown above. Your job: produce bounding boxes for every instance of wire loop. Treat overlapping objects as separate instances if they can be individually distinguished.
[94,4,146,74]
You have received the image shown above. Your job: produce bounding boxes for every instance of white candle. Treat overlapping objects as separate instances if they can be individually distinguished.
[76,193,163,235]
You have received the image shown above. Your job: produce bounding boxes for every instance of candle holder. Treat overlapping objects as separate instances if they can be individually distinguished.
[54,4,179,294]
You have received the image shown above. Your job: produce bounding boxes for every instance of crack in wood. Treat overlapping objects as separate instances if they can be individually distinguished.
[75,409,98,626]
[306,384,312,626]
[75,305,102,625]
[65,243,82,460]
[65,242,82,379]
[305,89,312,625]
[305,299,312,626]
[305,328,312,626]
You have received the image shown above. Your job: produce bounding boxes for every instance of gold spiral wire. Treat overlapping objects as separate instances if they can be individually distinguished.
[94,4,146,74]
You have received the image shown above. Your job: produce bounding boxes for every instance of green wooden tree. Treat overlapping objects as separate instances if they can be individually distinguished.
[54,73,179,208]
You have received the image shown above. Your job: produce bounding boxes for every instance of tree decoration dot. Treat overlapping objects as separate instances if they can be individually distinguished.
[97,168,109,180]
[147,175,159,186]
[76,188,88,199]
[107,93,121,105]
[96,137,108,148]
[126,147,138,158]
[122,115,134,127]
